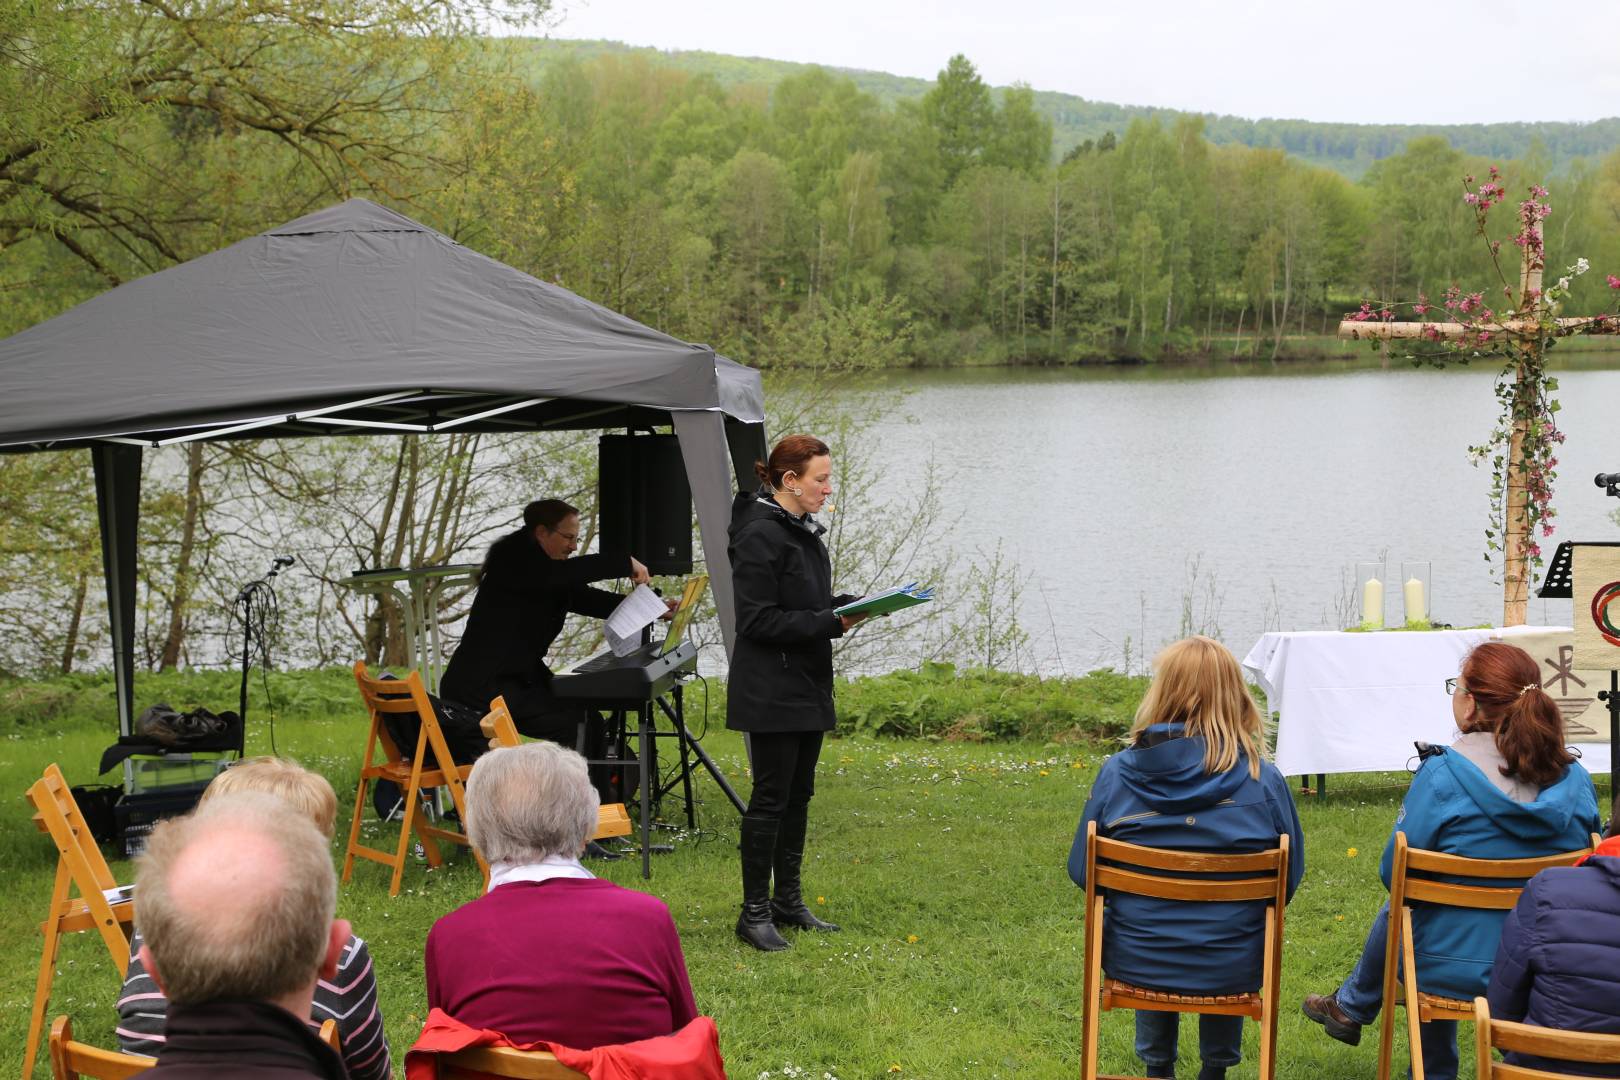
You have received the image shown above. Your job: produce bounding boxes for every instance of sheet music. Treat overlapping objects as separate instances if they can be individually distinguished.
[604,584,668,657]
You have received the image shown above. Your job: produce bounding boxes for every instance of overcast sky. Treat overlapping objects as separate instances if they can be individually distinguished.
[537,0,1620,126]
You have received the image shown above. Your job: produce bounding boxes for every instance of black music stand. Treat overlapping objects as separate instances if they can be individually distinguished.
[1537,540,1620,777]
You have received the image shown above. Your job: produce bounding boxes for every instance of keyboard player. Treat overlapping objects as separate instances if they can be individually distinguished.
[440,498,672,752]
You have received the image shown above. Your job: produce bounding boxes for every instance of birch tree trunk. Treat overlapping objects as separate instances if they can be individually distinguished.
[158,442,206,671]
[1502,249,1543,627]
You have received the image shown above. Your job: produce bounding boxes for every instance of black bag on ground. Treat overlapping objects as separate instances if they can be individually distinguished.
[70,784,122,845]
[371,686,486,822]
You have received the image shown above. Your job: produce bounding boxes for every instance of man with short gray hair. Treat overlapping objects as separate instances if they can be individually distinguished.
[135,792,350,1078]
[426,741,698,1048]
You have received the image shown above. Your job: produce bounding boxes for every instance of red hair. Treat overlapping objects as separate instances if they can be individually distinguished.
[1459,642,1574,789]
[754,434,830,490]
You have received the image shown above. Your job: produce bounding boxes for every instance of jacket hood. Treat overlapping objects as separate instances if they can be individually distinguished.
[1114,723,1252,814]
[729,488,825,541]
[1437,750,1595,841]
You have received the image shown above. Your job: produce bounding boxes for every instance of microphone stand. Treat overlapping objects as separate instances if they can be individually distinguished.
[235,556,294,751]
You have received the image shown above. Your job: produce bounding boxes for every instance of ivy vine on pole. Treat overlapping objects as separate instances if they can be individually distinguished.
[1337,166,1620,626]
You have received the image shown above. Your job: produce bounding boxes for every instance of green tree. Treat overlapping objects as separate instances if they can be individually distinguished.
[985,84,1052,174]
[0,0,548,302]
[921,54,994,188]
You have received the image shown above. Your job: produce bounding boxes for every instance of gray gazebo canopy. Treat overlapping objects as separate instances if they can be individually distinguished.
[0,198,765,735]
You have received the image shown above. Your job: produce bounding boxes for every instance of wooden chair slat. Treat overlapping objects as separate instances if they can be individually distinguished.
[1092,864,1280,903]
[1093,835,1283,874]
[1404,847,1589,879]
[1473,996,1620,1078]
[50,1015,155,1079]
[1404,878,1529,910]
[439,1044,588,1079]
[1490,1019,1620,1062]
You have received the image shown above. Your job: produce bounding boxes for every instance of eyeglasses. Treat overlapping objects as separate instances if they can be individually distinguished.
[1444,677,1467,696]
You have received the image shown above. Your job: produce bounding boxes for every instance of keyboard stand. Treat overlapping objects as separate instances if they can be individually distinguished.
[575,684,744,880]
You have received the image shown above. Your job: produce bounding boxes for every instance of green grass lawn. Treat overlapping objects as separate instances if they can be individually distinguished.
[0,674,1607,1079]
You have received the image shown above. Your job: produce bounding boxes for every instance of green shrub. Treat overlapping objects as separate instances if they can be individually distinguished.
[836,662,1148,742]
[0,667,361,732]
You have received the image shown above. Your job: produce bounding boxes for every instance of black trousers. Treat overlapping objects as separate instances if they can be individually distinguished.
[744,730,824,818]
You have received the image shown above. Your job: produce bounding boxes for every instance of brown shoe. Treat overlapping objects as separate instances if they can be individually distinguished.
[1302,992,1362,1046]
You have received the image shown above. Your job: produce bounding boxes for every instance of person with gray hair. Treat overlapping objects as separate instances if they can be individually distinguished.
[426,742,699,1049]
[134,791,351,1078]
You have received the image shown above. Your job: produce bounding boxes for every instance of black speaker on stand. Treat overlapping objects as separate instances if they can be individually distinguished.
[599,434,693,575]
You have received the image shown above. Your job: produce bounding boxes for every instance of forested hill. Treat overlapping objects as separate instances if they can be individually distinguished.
[512,37,1620,177]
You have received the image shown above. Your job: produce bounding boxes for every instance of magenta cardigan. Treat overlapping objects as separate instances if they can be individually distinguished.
[425,877,698,1050]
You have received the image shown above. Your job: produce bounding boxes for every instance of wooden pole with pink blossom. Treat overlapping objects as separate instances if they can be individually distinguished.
[1336,169,1620,626]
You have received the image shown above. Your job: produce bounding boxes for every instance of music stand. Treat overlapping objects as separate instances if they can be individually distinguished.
[1537,540,1620,776]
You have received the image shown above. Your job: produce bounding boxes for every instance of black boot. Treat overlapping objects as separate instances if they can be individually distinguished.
[770,808,840,931]
[736,815,790,951]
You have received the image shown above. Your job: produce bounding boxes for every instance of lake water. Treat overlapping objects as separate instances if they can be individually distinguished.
[839,354,1620,674]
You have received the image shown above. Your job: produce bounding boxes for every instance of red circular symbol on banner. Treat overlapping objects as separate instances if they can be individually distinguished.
[1590,581,1620,647]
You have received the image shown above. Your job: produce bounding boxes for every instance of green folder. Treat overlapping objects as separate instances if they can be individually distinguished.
[834,583,935,618]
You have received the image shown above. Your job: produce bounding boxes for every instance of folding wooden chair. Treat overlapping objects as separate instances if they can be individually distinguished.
[479,696,635,843]
[343,662,484,897]
[1377,833,1601,1080]
[25,764,138,1079]
[1079,820,1290,1080]
[1472,996,1620,1078]
[429,1044,588,1079]
[49,1015,153,1079]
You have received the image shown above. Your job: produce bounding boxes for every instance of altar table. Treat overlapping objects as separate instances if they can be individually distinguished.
[1242,626,1611,780]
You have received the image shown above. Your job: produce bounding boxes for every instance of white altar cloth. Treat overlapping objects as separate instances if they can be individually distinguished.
[1242,626,1611,778]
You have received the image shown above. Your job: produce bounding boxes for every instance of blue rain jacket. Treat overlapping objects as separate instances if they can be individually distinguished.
[1068,724,1306,995]
[1378,746,1600,1001]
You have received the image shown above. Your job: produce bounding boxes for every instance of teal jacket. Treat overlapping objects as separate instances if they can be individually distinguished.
[1381,746,1600,1000]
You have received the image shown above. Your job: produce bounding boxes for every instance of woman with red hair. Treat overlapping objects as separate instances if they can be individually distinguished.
[1303,641,1601,1080]
[726,434,863,951]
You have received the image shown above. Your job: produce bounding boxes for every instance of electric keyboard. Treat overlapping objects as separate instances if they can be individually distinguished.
[550,640,697,703]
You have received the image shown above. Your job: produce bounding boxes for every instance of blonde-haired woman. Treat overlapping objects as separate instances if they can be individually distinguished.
[1068,636,1305,1080]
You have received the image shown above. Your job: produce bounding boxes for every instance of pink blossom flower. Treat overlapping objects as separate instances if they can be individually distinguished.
[1608,275,1620,289]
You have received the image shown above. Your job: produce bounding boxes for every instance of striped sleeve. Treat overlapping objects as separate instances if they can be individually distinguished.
[313,934,392,1080]
[114,930,170,1055]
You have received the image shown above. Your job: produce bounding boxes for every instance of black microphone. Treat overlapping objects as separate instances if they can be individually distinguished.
[273,555,295,568]
[1597,473,1620,490]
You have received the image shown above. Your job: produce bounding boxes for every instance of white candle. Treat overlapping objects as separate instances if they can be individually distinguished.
[1404,577,1426,624]
[1362,577,1384,629]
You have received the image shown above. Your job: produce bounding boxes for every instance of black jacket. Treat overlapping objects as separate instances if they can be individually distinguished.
[143,999,349,1078]
[725,490,854,733]
[440,529,628,711]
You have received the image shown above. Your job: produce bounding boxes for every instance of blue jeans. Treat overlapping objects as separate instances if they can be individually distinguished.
[1135,1010,1243,1072]
[1335,902,1460,1080]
